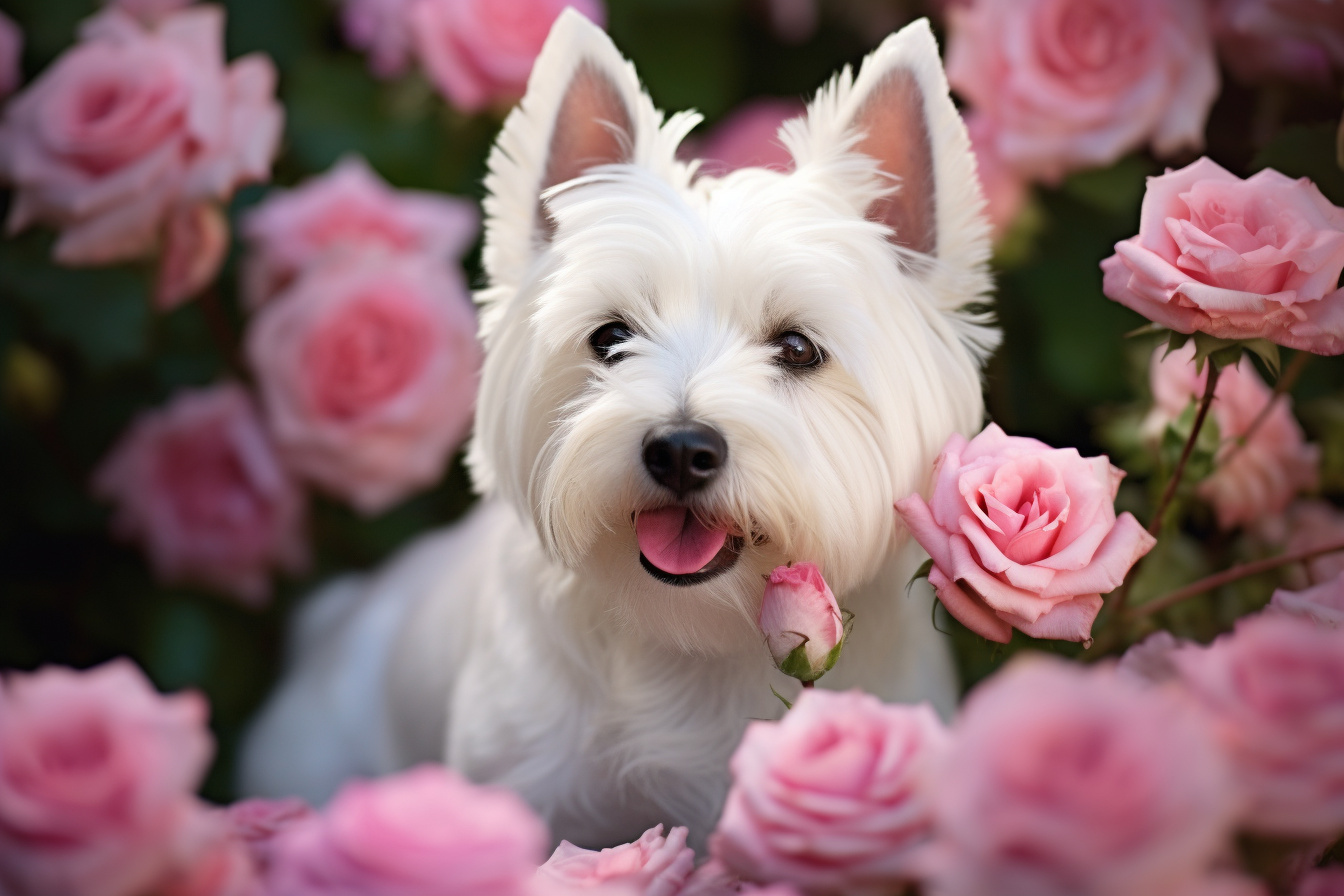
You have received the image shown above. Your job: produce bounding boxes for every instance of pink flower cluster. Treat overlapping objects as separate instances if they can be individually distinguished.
[93,156,483,602]
[339,0,606,112]
[712,607,1344,894]
[0,4,281,308]
[895,423,1156,644]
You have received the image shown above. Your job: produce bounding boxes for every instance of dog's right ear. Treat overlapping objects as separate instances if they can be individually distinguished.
[481,10,674,292]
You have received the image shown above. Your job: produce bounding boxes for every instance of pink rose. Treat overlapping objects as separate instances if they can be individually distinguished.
[103,0,194,26]
[221,797,313,871]
[895,423,1155,644]
[711,689,949,893]
[1171,614,1344,837]
[1254,499,1344,588]
[1268,571,1344,629]
[341,0,416,78]
[929,659,1238,896]
[0,7,281,267]
[1298,869,1344,896]
[689,99,803,178]
[93,383,308,605]
[409,0,605,113]
[156,202,229,310]
[0,660,214,896]
[266,765,547,896]
[0,11,22,101]
[1103,158,1344,355]
[966,112,1029,242]
[157,831,257,896]
[945,0,1218,182]
[240,155,478,308]
[1147,343,1319,530]
[539,825,695,896]
[758,562,845,682]
[246,253,481,514]
[1211,0,1344,86]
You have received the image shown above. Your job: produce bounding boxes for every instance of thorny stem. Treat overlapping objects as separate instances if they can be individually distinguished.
[1131,536,1344,620]
[1147,363,1222,539]
[1218,351,1312,466]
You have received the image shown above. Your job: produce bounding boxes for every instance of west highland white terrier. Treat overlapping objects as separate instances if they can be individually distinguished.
[240,10,997,849]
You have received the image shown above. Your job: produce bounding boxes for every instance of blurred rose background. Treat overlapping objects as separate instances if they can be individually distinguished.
[0,0,1342,812]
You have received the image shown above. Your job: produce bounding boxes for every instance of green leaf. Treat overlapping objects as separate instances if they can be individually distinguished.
[778,639,821,682]
[906,558,934,594]
[769,685,793,711]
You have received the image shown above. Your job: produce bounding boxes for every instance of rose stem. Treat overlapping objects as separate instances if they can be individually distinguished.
[1146,362,1222,538]
[198,286,245,377]
[801,680,815,689]
[1129,536,1344,620]
[1217,351,1311,466]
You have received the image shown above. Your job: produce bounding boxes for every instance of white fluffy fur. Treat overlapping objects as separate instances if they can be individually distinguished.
[240,12,997,849]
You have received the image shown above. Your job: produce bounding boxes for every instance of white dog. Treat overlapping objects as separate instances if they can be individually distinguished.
[240,11,996,850]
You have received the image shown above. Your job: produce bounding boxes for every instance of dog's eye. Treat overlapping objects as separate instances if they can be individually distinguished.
[590,321,635,363]
[772,331,822,369]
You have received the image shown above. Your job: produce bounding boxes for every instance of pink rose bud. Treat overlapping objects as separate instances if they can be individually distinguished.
[1146,344,1319,530]
[1103,157,1344,355]
[0,6,281,267]
[409,0,606,113]
[0,660,215,896]
[895,423,1156,644]
[711,690,950,892]
[1170,614,1344,837]
[0,11,22,101]
[266,765,548,896]
[930,659,1239,896]
[156,202,230,310]
[538,824,695,896]
[945,0,1218,182]
[759,562,847,683]
[1267,571,1344,629]
[93,384,309,605]
[239,155,479,309]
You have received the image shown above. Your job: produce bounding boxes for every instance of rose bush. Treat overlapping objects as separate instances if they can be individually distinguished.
[895,423,1155,643]
[712,689,949,894]
[945,0,1218,182]
[93,383,308,604]
[1102,158,1344,354]
[245,252,481,514]
[0,6,280,267]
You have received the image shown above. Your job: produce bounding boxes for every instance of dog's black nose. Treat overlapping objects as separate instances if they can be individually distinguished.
[642,423,728,495]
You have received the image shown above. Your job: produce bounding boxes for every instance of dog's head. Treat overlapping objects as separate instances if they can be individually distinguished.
[469,11,997,653]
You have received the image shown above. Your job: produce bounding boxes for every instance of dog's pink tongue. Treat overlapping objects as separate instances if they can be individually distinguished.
[636,507,727,576]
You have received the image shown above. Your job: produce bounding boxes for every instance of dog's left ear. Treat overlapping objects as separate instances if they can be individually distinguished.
[481,10,690,295]
[794,18,991,288]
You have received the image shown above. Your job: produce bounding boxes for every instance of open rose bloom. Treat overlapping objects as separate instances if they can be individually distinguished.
[0,6,281,267]
[1268,572,1344,629]
[930,659,1239,896]
[896,424,1155,644]
[539,824,695,896]
[1103,158,1344,355]
[945,0,1218,182]
[1211,0,1344,86]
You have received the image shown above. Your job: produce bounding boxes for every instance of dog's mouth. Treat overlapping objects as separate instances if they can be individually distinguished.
[634,506,743,586]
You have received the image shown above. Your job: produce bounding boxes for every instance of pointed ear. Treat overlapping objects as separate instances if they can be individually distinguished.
[481,10,657,287]
[798,19,990,271]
